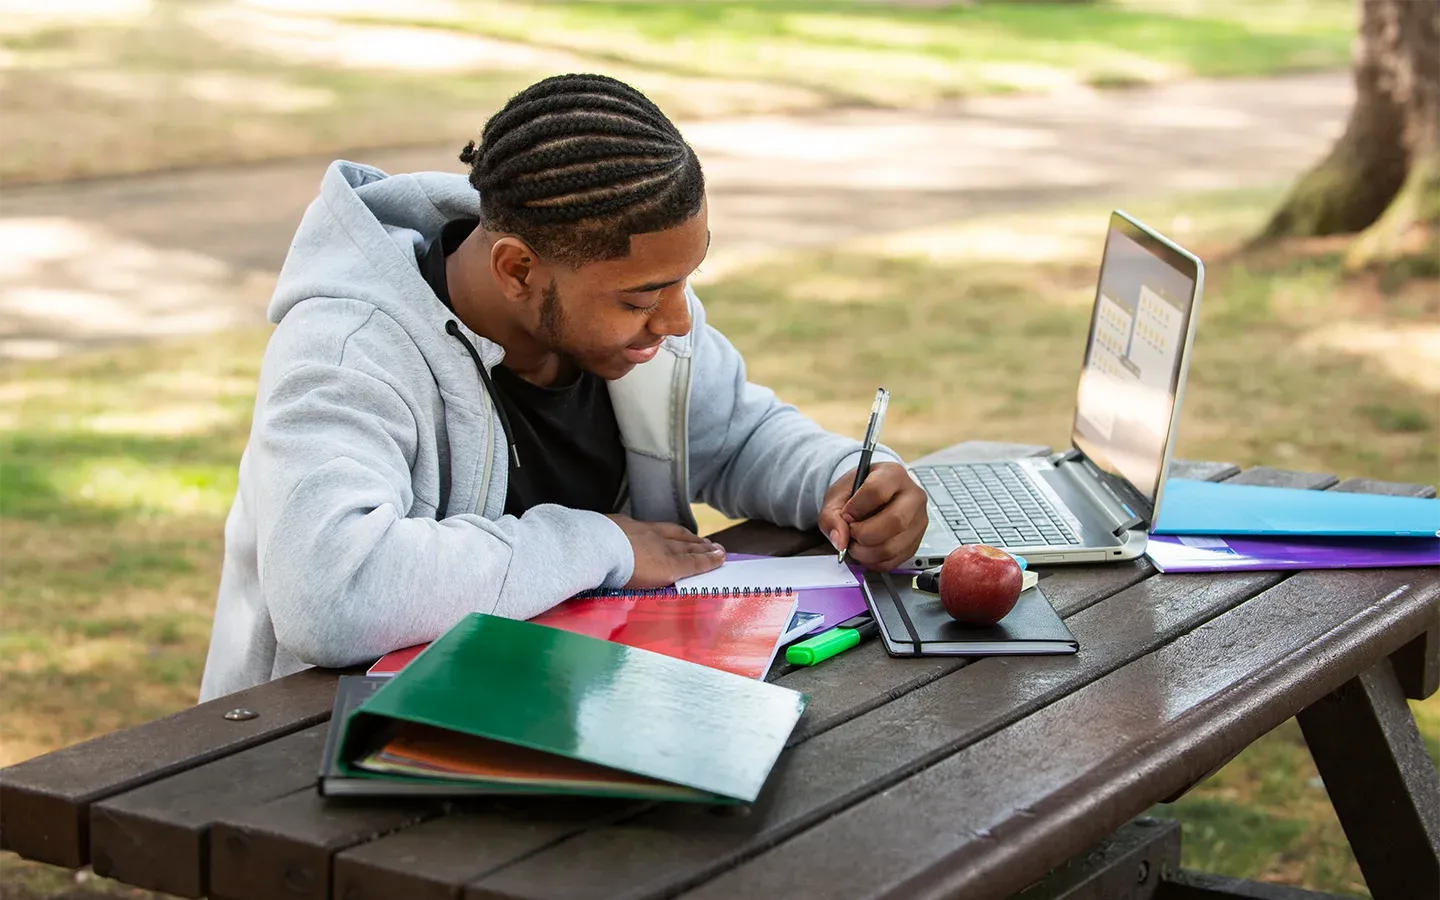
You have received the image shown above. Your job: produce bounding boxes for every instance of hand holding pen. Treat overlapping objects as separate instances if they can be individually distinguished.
[840,388,888,564]
[817,388,929,573]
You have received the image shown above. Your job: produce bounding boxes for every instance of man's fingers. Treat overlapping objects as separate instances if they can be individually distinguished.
[849,489,924,546]
[849,530,922,571]
[848,503,907,547]
[817,507,850,553]
[841,474,896,523]
[667,541,726,578]
[851,475,925,533]
[653,521,710,543]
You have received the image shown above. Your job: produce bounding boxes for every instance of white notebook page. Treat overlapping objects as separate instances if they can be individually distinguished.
[675,555,860,591]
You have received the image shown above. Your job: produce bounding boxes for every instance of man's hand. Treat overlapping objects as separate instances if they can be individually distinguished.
[818,462,928,572]
[606,515,726,588]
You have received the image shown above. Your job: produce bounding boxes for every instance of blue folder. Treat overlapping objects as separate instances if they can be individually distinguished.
[1153,479,1440,538]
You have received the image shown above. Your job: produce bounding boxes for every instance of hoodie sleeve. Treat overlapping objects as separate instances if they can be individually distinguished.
[684,287,901,530]
[252,357,634,670]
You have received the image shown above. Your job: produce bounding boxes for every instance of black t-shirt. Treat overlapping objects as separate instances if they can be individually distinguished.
[418,218,627,518]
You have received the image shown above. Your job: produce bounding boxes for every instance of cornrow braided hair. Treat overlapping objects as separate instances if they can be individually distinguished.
[460,74,705,267]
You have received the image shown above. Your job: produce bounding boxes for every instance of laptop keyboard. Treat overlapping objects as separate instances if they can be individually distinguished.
[915,462,1081,549]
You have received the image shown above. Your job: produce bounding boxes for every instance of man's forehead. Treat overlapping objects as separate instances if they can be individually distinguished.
[587,219,710,291]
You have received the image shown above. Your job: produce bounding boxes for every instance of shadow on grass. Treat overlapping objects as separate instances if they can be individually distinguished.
[0,429,246,526]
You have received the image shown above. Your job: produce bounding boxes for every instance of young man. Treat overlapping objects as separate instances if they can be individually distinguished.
[199,74,928,702]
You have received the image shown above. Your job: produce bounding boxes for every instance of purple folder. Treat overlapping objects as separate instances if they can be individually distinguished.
[1144,534,1440,574]
[727,553,870,636]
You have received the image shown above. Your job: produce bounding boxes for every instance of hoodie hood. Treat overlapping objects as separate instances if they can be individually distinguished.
[270,159,504,371]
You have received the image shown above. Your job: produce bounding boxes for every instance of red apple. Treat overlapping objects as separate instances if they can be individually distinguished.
[938,545,1023,625]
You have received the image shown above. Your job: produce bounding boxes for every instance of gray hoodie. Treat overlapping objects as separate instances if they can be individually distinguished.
[198,160,896,702]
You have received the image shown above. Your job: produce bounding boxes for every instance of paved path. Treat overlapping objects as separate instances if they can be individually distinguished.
[1,71,1350,360]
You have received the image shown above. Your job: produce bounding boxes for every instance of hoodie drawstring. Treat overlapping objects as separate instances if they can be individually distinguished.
[446,319,520,470]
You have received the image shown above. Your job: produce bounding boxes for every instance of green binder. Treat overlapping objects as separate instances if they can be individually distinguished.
[327,613,808,804]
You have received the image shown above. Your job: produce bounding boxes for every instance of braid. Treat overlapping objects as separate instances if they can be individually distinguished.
[459,74,705,266]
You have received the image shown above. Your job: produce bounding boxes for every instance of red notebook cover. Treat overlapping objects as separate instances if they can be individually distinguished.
[367,586,798,681]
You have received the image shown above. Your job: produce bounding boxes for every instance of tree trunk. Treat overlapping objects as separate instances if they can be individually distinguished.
[1345,0,1440,269]
[1256,0,1439,264]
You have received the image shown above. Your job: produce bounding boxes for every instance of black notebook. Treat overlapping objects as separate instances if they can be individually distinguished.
[862,570,1078,657]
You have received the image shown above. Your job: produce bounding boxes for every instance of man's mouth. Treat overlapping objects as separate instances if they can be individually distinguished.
[621,342,662,364]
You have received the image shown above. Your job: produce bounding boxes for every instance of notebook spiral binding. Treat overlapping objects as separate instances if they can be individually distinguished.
[575,586,795,598]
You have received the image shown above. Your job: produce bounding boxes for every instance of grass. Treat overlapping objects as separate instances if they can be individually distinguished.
[0,332,268,767]
[1,184,1437,898]
[0,0,1356,184]
[354,0,1354,105]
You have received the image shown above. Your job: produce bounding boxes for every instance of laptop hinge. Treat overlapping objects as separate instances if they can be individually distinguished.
[1112,514,1146,536]
[1058,449,1152,534]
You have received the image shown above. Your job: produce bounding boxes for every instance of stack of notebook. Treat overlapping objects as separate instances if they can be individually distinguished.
[324,554,873,801]
[1146,479,1440,573]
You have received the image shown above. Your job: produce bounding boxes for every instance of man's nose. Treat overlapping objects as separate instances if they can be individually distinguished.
[649,283,693,337]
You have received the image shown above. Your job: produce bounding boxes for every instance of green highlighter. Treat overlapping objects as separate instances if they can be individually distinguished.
[785,615,879,666]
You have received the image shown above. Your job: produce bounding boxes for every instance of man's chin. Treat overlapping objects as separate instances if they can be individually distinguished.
[581,356,637,382]
[586,348,666,380]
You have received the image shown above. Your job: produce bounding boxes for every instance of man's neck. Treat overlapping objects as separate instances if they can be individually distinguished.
[445,231,573,386]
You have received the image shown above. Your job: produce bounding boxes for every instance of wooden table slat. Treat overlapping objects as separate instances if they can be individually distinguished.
[209,790,442,900]
[331,797,642,900]
[676,564,1440,900]
[705,518,824,558]
[87,723,331,898]
[1208,466,1338,490]
[1330,477,1438,499]
[1165,460,1242,483]
[0,667,341,869]
[909,441,1051,467]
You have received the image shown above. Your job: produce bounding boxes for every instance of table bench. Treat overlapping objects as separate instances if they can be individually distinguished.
[3,440,1437,900]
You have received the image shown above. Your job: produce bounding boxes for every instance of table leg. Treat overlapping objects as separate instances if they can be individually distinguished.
[1012,817,1180,900]
[1296,655,1440,900]
[1390,608,1440,701]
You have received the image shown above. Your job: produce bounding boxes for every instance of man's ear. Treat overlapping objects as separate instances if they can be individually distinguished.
[489,237,541,303]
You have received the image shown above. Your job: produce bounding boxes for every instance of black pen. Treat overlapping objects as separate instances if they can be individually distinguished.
[839,387,889,565]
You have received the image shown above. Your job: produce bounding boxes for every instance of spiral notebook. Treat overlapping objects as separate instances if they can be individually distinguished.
[369,584,799,681]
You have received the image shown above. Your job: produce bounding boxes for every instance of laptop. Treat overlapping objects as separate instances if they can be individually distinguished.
[906,210,1205,568]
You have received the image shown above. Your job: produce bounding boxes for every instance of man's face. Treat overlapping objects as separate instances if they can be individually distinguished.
[537,201,710,381]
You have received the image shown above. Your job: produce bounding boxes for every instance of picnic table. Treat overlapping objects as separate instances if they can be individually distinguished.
[3,439,1437,900]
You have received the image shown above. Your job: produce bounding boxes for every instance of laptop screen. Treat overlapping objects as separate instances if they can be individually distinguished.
[1071,214,1199,507]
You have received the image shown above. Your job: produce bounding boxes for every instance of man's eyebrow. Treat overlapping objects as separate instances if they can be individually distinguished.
[620,278,683,295]
[618,231,711,294]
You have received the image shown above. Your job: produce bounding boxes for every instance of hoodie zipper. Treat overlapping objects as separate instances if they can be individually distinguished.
[673,351,697,531]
